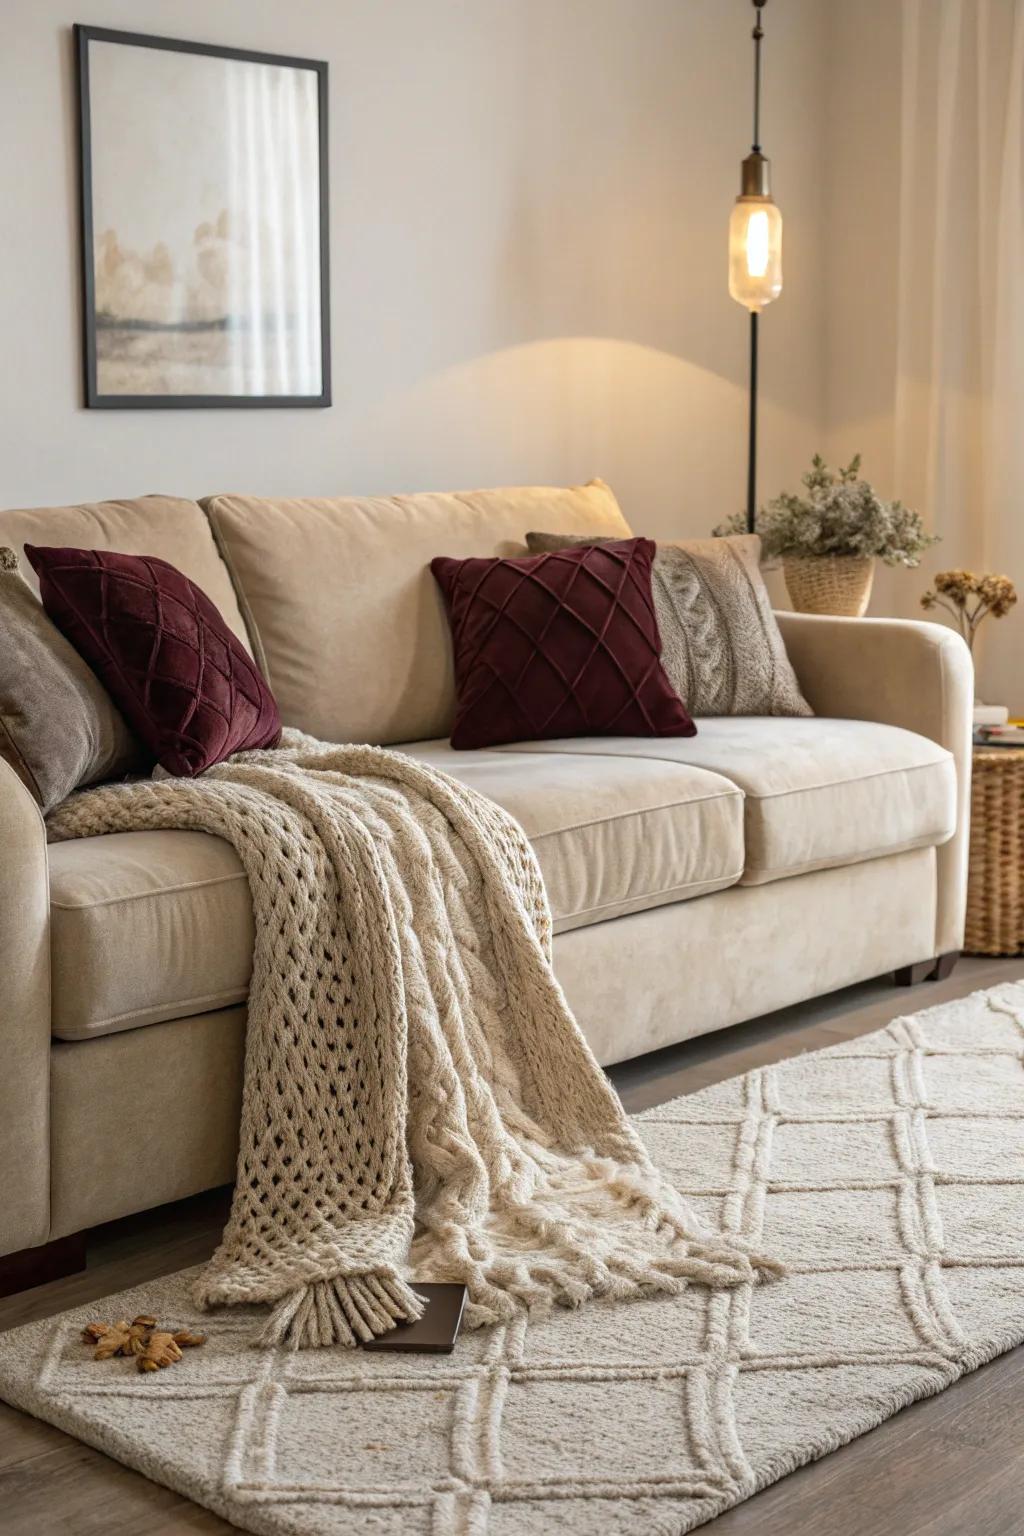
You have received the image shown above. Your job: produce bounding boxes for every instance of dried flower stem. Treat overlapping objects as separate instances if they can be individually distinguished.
[920,571,1017,653]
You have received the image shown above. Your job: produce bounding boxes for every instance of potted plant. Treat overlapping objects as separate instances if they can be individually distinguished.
[716,455,937,616]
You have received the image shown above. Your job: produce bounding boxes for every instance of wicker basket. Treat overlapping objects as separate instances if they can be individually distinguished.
[783,555,875,617]
[965,748,1024,955]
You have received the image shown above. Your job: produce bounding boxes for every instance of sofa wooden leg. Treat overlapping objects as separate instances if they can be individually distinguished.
[930,950,960,981]
[894,950,960,987]
[0,1231,87,1299]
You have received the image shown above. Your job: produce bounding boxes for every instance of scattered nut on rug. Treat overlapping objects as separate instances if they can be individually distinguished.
[81,1315,206,1373]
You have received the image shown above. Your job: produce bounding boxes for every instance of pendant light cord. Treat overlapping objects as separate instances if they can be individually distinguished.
[748,1,767,534]
[752,0,766,152]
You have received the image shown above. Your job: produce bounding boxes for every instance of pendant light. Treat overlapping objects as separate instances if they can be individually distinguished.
[729,0,783,531]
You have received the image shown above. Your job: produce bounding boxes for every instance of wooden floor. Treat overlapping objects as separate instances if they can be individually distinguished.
[2,955,1023,1535]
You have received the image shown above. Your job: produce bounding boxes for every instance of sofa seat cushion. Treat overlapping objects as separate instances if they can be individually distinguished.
[48,746,743,1040]
[397,740,743,931]
[507,717,957,885]
[49,831,254,1042]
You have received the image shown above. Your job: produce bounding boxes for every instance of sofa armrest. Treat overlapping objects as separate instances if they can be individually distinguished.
[776,612,974,955]
[0,758,51,1253]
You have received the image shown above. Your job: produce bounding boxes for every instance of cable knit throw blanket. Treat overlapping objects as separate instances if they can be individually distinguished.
[46,732,779,1349]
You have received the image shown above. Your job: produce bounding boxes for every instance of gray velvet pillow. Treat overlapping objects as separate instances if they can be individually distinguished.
[525,531,812,717]
[0,547,146,812]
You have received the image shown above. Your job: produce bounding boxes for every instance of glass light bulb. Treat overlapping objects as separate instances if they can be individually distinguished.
[729,196,783,312]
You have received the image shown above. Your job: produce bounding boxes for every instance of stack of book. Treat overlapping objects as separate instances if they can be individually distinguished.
[974,720,1024,748]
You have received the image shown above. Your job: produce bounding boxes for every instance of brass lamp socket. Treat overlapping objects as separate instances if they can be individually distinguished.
[740,151,771,198]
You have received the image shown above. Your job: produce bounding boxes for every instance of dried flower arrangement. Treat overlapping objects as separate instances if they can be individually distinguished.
[716,454,937,566]
[920,570,1018,653]
[82,1314,207,1373]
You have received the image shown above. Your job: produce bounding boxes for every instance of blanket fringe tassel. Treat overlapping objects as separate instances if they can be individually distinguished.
[255,1272,426,1350]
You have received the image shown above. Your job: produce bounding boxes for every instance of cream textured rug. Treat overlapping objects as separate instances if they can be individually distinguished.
[2,982,1023,1535]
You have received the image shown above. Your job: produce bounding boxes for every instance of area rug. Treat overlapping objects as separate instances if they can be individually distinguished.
[2,982,1023,1535]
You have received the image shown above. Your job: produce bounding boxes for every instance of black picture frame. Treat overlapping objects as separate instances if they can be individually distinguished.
[74,23,331,409]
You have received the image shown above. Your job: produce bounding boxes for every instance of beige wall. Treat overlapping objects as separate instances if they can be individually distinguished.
[0,0,828,540]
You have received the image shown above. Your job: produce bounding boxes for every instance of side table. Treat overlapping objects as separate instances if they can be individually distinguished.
[965,747,1024,955]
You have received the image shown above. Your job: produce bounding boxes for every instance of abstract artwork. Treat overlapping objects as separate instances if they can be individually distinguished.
[75,25,330,408]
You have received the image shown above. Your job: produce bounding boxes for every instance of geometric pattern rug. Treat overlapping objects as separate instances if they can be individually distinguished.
[1,982,1023,1535]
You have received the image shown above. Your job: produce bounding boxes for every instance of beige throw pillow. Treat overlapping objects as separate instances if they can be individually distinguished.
[525,531,812,717]
[0,547,146,812]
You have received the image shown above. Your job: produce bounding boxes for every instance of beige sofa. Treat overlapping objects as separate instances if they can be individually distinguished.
[0,481,974,1285]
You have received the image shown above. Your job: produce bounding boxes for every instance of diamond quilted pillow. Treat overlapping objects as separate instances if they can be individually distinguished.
[25,544,281,777]
[431,538,696,750]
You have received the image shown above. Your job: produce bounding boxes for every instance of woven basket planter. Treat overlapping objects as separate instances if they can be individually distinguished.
[965,749,1024,956]
[783,555,875,617]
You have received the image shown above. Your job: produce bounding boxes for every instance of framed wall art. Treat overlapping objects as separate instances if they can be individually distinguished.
[75,24,330,408]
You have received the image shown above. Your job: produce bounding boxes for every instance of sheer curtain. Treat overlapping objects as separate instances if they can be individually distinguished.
[895,0,1024,709]
[223,58,322,397]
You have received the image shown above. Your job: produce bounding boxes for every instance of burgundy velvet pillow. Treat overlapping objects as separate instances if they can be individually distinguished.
[431,537,696,750]
[25,544,281,777]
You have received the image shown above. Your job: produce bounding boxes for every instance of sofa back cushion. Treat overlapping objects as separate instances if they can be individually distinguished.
[202,480,632,745]
[0,496,250,649]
